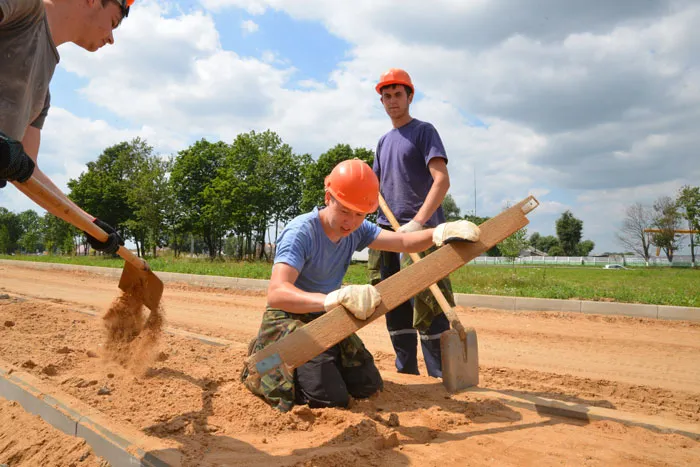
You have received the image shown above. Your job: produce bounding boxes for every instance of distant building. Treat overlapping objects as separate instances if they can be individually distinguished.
[519,246,547,257]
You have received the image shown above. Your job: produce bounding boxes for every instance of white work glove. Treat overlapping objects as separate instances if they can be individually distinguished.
[324,284,382,320]
[398,219,423,233]
[433,220,481,246]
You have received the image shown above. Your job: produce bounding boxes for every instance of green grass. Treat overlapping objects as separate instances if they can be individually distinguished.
[2,254,698,307]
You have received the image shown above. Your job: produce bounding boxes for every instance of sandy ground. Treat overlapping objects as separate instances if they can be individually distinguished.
[0,397,107,466]
[1,262,699,466]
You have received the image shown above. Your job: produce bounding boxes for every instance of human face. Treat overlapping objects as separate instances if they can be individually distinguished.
[74,0,123,52]
[324,195,367,240]
[380,85,413,122]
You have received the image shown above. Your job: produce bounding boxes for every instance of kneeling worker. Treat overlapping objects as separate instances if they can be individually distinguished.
[242,159,479,412]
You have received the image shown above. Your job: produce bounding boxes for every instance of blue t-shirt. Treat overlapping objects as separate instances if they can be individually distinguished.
[373,118,448,227]
[274,207,382,299]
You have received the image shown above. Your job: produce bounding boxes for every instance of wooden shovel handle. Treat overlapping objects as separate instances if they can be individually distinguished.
[377,193,465,334]
[13,177,151,272]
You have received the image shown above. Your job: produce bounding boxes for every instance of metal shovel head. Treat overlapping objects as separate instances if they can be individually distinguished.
[118,261,164,313]
[441,327,479,392]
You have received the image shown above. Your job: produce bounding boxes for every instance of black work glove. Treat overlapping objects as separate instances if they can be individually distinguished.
[85,218,124,254]
[0,131,36,183]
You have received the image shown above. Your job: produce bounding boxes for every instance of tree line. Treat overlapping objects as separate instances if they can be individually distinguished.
[1,131,374,259]
[6,129,693,264]
[616,187,700,265]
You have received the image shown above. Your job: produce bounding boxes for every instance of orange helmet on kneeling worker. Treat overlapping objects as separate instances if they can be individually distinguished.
[375,68,414,95]
[324,159,379,214]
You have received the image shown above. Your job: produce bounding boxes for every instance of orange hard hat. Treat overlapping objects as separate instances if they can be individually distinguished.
[376,68,414,95]
[324,159,379,213]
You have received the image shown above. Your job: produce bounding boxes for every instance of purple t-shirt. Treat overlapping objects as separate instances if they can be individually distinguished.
[373,118,448,227]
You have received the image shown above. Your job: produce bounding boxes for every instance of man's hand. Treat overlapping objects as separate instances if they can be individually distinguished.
[85,218,124,254]
[433,220,480,246]
[0,132,36,183]
[324,284,382,320]
[398,219,423,233]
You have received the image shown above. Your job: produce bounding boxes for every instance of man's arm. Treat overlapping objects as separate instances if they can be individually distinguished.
[368,228,434,253]
[412,157,450,225]
[266,263,327,314]
[20,126,93,218]
[370,218,480,253]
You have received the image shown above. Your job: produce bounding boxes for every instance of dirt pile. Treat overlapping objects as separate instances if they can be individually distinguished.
[0,398,107,467]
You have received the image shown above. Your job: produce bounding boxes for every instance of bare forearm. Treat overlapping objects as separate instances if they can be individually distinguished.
[414,176,449,225]
[21,127,94,219]
[369,229,435,253]
[267,283,327,314]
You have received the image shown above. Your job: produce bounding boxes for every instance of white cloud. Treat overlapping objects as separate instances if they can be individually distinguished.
[3,0,698,255]
[241,19,259,34]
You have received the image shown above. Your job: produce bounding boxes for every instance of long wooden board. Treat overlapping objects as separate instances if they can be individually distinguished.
[247,195,539,376]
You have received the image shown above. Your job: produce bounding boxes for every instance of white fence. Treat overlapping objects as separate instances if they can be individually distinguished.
[471,255,696,267]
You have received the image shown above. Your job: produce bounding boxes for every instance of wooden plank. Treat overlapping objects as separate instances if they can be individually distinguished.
[247,195,539,375]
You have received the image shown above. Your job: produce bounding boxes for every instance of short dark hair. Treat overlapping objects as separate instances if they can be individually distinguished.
[379,84,413,98]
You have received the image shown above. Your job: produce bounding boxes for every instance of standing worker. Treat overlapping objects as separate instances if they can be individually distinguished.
[0,0,132,253]
[369,68,456,378]
[242,159,479,412]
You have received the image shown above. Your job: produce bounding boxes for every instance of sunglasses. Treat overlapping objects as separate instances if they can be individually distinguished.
[113,0,135,18]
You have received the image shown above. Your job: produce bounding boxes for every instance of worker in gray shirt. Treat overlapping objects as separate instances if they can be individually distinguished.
[0,0,133,253]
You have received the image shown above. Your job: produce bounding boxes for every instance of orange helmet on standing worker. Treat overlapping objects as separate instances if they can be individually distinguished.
[375,68,414,95]
[324,159,379,214]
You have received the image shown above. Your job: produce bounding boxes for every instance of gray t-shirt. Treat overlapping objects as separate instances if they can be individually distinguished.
[0,0,60,141]
[373,118,448,227]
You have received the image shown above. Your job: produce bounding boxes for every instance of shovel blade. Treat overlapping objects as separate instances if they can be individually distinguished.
[118,261,164,313]
[441,327,479,392]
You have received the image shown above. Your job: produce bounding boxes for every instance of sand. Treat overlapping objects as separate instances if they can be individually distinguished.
[0,397,107,466]
[1,262,699,466]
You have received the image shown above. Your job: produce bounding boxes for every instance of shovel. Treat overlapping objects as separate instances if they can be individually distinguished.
[12,176,163,313]
[377,193,478,391]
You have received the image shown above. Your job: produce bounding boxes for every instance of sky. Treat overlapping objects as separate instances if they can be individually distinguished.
[1,0,698,254]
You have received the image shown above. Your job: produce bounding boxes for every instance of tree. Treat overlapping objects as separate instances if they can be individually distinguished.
[577,239,595,256]
[499,227,528,264]
[652,196,683,262]
[126,153,171,257]
[0,208,21,254]
[220,130,308,260]
[68,138,150,253]
[677,185,700,267]
[555,210,583,256]
[170,139,229,259]
[43,213,78,255]
[548,245,566,256]
[442,194,461,221]
[616,202,653,265]
[17,210,44,253]
[528,232,559,255]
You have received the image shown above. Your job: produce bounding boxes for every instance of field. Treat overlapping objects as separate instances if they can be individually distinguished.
[3,254,699,307]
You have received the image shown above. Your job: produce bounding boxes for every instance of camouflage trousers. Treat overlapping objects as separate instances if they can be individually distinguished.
[240,307,378,412]
[367,243,456,331]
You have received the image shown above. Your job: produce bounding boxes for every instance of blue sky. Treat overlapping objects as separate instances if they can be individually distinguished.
[2,0,699,255]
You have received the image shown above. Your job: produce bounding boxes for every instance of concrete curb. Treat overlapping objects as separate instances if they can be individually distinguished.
[0,360,181,466]
[466,388,700,440]
[2,259,698,322]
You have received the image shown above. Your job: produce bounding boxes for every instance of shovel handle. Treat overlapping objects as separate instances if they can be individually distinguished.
[14,176,151,273]
[377,193,466,337]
